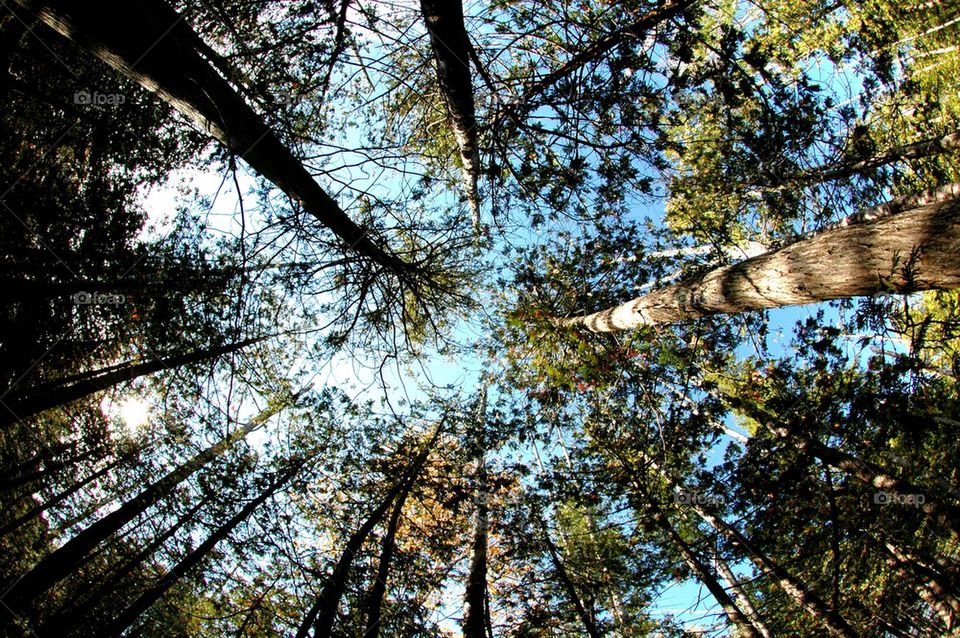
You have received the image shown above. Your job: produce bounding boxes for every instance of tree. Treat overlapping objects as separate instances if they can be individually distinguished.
[557,191,960,331]
[11,0,409,274]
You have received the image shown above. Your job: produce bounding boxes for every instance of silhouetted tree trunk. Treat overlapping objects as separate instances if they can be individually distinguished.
[641,489,760,638]
[0,455,126,537]
[541,520,602,638]
[297,426,441,638]
[43,497,208,631]
[692,502,858,638]
[1,335,270,428]
[360,478,413,637]
[883,540,960,631]
[1,401,288,613]
[558,193,960,331]
[13,0,407,273]
[463,386,489,638]
[98,466,297,637]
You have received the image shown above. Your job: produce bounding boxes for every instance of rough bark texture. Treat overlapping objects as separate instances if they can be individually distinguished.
[559,195,960,332]
[419,0,482,236]
[12,0,407,272]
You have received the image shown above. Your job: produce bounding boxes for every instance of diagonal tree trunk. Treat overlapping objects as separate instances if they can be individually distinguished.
[11,0,408,273]
[43,496,209,631]
[628,449,857,638]
[0,399,290,613]
[637,482,761,638]
[297,425,441,638]
[419,0,482,238]
[0,454,128,538]
[714,551,774,638]
[883,540,960,633]
[0,335,270,428]
[360,475,413,637]
[557,191,960,332]
[97,465,299,637]
[541,518,602,638]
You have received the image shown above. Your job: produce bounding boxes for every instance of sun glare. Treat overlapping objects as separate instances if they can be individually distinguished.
[117,396,151,429]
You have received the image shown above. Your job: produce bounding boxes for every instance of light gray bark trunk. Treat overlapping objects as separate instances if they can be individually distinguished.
[419,0,482,238]
[558,193,960,332]
[714,552,774,638]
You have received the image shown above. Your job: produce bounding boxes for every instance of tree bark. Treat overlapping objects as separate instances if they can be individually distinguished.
[883,540,960,633]
[12,0,408,273]
[558,193,960,332]
[419,0,482,237]
[0,401,286,613]
[643,491,760,638]
[0,335,268,428]
[714,551,774,638]
[463,386,490,638]
[691,501,859,638]
[97,466,297,637]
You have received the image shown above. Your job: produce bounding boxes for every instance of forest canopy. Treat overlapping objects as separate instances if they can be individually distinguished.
[1,0,959,636]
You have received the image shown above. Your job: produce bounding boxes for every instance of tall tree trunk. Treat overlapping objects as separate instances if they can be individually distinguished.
[0,401,287,613]
[43,496,208,631]
[419,0,482,237]
[883,540,960,630]
[714,551,774,638]
[462,455,489,638]
[557,192,960,332]
[541,519,602,638]
[622,449,858,637]
[0,335,269,428]
[297,426,441,638]
[360,477,413,637]
[12,0,407,273]
[463,386,490,638]
[0,454,126,537]
[691,501,858,638]
[640,486,760,638]
[97,466,297,638]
